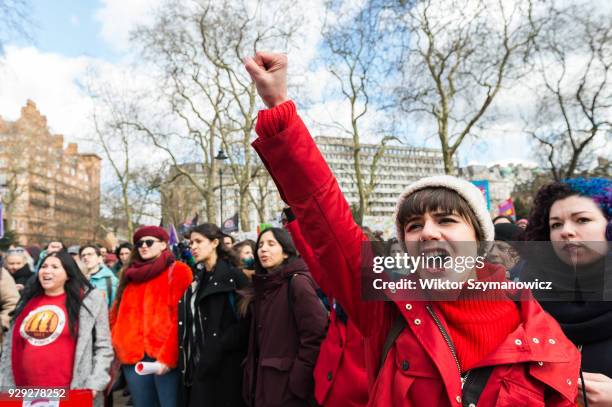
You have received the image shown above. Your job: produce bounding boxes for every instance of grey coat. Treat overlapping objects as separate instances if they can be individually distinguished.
[0,289,114,407]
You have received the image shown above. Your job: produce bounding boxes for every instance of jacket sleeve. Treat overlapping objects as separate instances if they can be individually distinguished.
[288,274,328,400]
[0,269,19,329]
[252,101,385,337]
[157,262,193,368]
[0,324,16,387]
[285,218,331,297]
[84,291,114,391]
[218,268,251,351]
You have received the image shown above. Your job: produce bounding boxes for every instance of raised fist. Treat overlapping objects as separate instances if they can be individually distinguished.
[243,52,288,109]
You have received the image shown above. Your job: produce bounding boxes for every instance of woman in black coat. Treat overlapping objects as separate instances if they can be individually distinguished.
[178,223,250,407]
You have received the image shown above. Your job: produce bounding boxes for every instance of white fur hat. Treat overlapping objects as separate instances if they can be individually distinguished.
[394,175,495,242]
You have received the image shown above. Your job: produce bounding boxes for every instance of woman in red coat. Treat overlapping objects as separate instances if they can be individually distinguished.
[243,52,581,406]
[111,226,192,407]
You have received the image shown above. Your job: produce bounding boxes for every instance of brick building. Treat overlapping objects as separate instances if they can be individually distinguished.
[0,100,101,245]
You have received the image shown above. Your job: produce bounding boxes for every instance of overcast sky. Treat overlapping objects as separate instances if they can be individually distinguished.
[0,0,609,175]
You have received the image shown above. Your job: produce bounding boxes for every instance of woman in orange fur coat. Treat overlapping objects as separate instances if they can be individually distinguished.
[111,226,192,407]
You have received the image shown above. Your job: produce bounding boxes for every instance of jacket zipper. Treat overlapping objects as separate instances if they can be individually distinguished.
[425,305,470,387]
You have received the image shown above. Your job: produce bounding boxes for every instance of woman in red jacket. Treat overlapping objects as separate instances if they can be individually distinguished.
[111,226,192,407]
[243,52,581,406]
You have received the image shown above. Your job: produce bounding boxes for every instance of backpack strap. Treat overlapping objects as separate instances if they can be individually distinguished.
[461,366,495,406]
[379,314,407,371]
[287,272,328,319]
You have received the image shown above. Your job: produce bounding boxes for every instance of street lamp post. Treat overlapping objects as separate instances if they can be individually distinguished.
[214,149,228,226]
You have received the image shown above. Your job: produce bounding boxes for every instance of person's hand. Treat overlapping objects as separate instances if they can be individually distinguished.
[156,363,170,375]
[90,390,97,399]
[243,52,288,108]
[578,372,612,406]
[15,284,24,291]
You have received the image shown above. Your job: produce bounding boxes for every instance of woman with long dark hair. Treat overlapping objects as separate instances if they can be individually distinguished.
[522,178,612,407]
[178,223,250,407]
[111,226,192,407]
[0,250,114,406]
[242,227,328,407]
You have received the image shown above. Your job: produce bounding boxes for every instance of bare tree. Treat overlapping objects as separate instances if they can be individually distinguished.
[0,0,31,53]
[0,136,28,227]
[395,0,544,174]
[320,0,399,225]
[526,4,612,180]
[126,0,301,231]
[248,167,279,224]
[85,74,149,238]
[100,165,166,240]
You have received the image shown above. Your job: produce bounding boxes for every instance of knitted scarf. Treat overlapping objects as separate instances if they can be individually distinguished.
[124,250,175,283]
[436,263,521,371]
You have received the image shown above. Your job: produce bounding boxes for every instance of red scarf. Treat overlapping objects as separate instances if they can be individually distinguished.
[124,250,175,283]
[436,263,521,371]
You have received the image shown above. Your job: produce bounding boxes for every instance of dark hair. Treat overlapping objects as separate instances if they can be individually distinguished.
[396,187,484,241]
[12,251,92,338]
[492,215,514,224]
[221,233,235,244]
[189,223,239,267]
[79,243,101,257]
[115,242,134,257]
[523,182,580,241]
[254,228,298,273]
[45,240,65,250]
[234,239,256,254]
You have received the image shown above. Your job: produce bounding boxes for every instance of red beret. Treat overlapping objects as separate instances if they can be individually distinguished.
[133,226,170,244]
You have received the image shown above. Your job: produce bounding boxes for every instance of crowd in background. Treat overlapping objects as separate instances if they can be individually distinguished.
[0,171,610,407]
[0,51,610,407]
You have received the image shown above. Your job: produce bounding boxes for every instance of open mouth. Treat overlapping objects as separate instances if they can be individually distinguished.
[41,276,53,282]
[421,248,451,261]
[420,248,451,273]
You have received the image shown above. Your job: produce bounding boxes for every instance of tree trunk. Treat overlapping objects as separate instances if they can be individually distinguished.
[239,190,250,232]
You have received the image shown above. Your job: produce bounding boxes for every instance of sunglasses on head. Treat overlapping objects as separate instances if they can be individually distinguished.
[136,239,159,248]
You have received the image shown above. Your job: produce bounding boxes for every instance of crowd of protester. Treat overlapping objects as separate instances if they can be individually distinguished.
[0,51,610,407]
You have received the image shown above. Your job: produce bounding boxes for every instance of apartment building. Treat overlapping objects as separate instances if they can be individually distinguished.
[0,100,101,245]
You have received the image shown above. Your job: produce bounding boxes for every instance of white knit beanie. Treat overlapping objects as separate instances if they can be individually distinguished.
[394,175,495,242]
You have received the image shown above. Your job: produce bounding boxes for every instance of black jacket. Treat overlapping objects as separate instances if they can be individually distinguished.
[10,265,34,287]
[522,250,612,377]
[178,258,250,407]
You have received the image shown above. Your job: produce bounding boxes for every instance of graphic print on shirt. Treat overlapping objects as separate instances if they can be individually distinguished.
[19,305,66,346]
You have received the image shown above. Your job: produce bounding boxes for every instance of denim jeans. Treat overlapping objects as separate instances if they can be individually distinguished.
[122,355,179,407]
